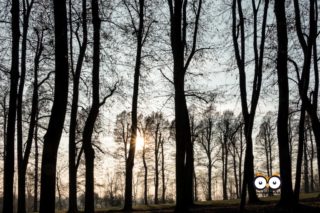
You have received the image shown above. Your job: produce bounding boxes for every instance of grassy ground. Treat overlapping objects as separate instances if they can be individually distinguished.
[58,192,320,213]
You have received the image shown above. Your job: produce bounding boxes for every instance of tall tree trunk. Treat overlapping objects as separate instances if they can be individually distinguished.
[33,119,39,212]
[124,0,145,210]
[223,146,228,200]
[142,140,148,205]
[83,0,101,211]
[68,0,88,211]
[274,0,295,206]
[232,0,269,209]
[39,0,69,212]
[154,126,160,204]
[166,0,202,211]
[17,1,34,212]
[18,27,42,213]
[232,149,239,199]
[303,132,309,193]
[161,139,166,203]
[293,0,319,195]
[3,0,20,212]
[208,158,212,200]
[309,125,315,192]
[294,106,305,201]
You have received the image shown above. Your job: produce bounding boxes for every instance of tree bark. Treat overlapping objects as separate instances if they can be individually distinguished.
[124,0,145,210]
[3,0,20,212]
[33,119,39,212]
[161,138,166,203]
[17,1,34,212]
[82,0,101,211]
[166,0,202,211]
[294,105,305,201]
[18,26,42,213]
[232,0,269,208]
[39,0,69,212]
[154,125,160,204]
[142,140,148,205]
[68,0,88,211]
[274,0,295,206]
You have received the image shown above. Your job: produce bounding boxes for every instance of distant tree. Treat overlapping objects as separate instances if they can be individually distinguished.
[274,0,295,206]
[256,113,276,178]
[2,0,20,211]
[217,111,240,200]
[114,111,131,165]
[197,106,217,201]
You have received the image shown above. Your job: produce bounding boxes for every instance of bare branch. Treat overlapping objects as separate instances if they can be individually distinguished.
[159,69,173,85]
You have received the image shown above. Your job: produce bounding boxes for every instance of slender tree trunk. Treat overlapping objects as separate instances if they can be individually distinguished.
[18,28,42,213]
[142,141,148,205]
[154,126,160,204]
[82,0,101,211]
[274,0,295,206]
[309,125,315,192]
[304,132,309,193]
[232,0,269,208]
[39,0,69,212]
[232,150,239,199]
[3,0,20,212]
[161,139,166,203]
[208,158,212,200]
[124,0,145,210]
[68,0,88,211]
[294,106,305,201]
[17,1,34,212]
[33,120,39,212]
[238,125,243,198]
[223,147,228,200]
[166,0,202,210]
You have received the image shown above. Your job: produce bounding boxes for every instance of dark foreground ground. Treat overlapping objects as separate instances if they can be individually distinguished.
[76,193,320,213]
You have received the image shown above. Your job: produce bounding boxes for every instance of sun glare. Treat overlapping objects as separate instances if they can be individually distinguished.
[136,134,145,151]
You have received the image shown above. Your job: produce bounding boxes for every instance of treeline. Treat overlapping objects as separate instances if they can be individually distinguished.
[0,0,319,212]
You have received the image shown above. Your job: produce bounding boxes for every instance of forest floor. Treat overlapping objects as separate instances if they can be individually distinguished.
[72,192,320,213]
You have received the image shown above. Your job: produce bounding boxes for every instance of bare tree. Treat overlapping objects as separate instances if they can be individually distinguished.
[166,0,203,210]
[274,0,295,206]
[3,0,20,211]
[124,0,149,210]
[82,0,117,211]
[68,0,88,211]
[232,0,270,208]
[39,0,69,211]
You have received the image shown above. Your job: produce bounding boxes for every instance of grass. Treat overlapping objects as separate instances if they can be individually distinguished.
[54,192,320,212]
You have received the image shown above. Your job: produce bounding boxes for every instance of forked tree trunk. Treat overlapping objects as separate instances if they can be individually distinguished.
[68,0,88,211]
[18,27,42,213]
[166,1,202,211]
[232,0,269,209]
[17,1,34,212]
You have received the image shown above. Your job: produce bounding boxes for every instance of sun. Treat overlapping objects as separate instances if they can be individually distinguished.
[136,134,145,151]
